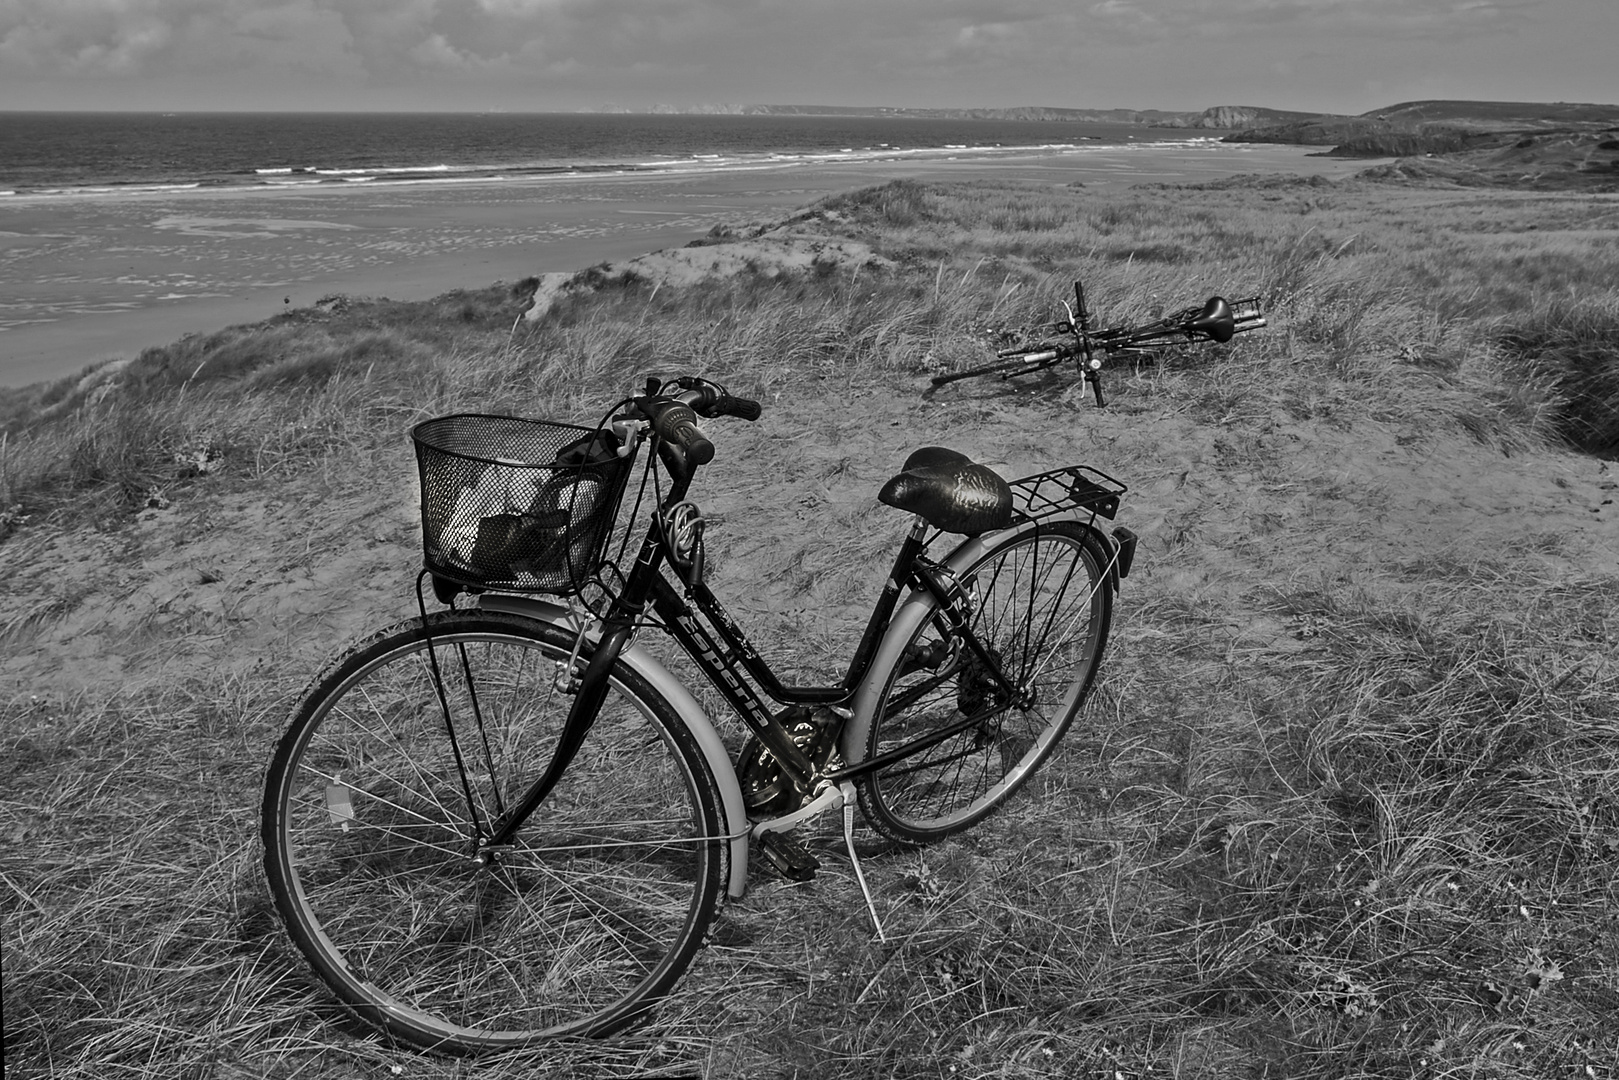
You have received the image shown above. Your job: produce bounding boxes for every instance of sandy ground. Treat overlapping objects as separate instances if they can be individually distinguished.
[0,143,1376,389]
[2,345,1614,705]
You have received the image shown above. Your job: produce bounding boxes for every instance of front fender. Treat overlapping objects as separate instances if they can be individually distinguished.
[476,594,751,900]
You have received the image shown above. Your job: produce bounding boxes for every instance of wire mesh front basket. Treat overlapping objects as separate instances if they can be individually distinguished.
[413,414,632,597]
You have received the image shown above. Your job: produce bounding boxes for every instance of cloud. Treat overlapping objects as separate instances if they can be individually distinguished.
[0,0,1601,111]
[0,0,365,81]
[0,0,1054,84]
[1087,1,1155,24]
[407,31,479,68]
[1085,0,1534,36]
[473,0,575,14]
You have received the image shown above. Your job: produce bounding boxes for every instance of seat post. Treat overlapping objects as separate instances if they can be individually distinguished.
[839,516,933,690]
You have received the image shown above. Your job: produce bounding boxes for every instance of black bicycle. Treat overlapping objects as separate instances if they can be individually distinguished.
[932,279,1266,404]
[260,374,1137,1052]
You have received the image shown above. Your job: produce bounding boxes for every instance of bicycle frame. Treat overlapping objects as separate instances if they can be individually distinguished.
[477,511,1112,904]
[457,434,1119,899]
[476,511,1016,841]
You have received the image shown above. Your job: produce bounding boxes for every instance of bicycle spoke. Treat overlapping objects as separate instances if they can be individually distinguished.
[289,767,472,854]
[263,613,724,1048]
[859,524,1110,842]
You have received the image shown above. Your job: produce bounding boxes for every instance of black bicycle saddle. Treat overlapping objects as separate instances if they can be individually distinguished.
[1187,296,1235,342]
[878,446,1013,535]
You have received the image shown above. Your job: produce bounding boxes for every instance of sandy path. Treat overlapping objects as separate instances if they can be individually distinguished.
[3,363,1612,704]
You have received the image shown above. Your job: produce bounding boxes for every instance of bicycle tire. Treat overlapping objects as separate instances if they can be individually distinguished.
[261,610,727,1052]
[852,521,1113,844]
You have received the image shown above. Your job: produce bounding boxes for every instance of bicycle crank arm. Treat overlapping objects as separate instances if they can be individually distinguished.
[751,780,853,838]
[751,783,889,941]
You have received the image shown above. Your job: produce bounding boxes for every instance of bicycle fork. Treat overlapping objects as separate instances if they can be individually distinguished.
[469,619,635,861]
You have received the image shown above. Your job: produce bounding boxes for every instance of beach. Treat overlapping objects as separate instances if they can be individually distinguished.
[0,142,1374,389]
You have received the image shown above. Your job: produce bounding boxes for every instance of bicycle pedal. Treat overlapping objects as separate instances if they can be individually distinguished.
[757,831,820,882]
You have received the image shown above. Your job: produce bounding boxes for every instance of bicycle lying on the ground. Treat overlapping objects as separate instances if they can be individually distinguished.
[259,283,1257,1051]
[931,279,1265,404]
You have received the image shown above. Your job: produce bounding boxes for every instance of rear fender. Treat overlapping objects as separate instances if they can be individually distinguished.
[476,594,751,900]
[842,519,1115,765]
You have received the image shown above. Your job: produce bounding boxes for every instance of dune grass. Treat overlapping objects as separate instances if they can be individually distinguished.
[1493,294,1619,456]
[3,175,1617,1079]
[5,175,1617,531]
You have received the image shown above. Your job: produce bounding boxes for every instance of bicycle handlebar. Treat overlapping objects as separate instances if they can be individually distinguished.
[632,376,764,471]
[993,293,1265,360]
[668,376,764,424]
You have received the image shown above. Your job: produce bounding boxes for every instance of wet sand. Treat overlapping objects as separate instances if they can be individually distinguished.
[0,144,1374,389]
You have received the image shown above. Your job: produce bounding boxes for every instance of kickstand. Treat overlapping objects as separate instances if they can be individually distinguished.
[842,789,887,942]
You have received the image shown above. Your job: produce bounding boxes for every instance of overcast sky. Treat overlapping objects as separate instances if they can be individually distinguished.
[1,0,1613,116]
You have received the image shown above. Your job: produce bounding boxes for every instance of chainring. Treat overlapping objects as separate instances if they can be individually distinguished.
[739,706,844,818]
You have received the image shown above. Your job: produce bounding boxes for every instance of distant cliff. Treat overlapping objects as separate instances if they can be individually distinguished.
[655,103,1331,130]
[1224,100,1619,157]
[583,101,1619,168]
[1155,105,1328,129]
[588,103,1272,126]
[602,103,1201,124]
[1225,117,1511,156]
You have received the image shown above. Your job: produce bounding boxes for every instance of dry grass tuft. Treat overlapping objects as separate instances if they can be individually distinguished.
[1494,295,1619,457]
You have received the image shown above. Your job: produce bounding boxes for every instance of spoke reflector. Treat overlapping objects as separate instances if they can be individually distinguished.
[326,783,356,831]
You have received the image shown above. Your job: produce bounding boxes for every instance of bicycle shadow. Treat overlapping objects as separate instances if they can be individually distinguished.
[918,369,1072,405]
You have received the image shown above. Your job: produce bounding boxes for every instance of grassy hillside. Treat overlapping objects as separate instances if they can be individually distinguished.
[3,174,1617,1079]
[1226,98,1619,145]
[1223,99,1619,190]
[1370,100,1619,127]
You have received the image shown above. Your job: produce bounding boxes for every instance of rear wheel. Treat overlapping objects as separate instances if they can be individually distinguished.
[855,521,1112,844]
[261,610,726,1052]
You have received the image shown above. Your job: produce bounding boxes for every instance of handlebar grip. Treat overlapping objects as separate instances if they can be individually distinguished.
[669,376,762,422]
[712,393,762,422]
[654,402,715,466]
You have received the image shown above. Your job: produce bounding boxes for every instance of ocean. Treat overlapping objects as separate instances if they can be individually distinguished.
[0,111,1210,197]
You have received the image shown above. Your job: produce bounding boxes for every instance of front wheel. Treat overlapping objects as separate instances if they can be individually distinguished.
[260,610,727,1052]
[853,521,1113,844]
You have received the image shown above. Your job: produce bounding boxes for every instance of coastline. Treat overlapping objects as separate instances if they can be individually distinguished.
[0,143,1376,390]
